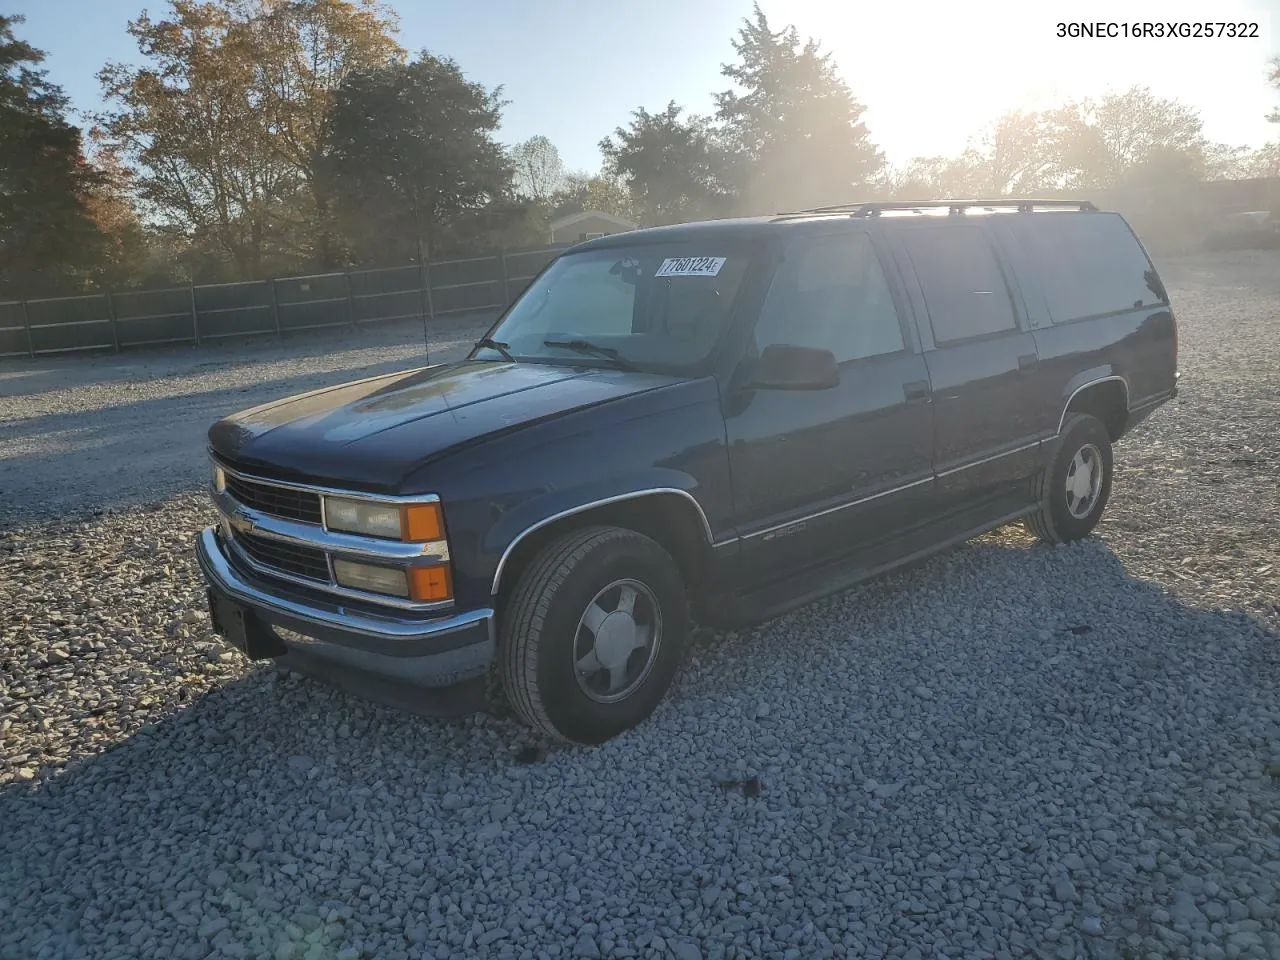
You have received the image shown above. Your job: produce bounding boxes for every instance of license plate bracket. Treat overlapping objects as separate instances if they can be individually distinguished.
[206,588,286,660]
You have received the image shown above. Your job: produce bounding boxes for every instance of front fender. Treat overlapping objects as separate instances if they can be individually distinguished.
[421,380,732,608]
[483,471,716,595]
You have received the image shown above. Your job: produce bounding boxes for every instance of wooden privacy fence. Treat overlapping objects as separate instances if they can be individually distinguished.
[0,244,566,359]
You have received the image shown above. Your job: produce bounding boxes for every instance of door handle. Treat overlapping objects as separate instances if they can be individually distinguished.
[1018,353,1039,372]
[903,380,931,403]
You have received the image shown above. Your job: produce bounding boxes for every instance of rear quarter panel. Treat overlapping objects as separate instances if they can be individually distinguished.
[988,212,1178,435]
[1028,306,1176,426]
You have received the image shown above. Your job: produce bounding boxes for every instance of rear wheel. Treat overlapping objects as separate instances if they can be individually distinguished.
[499,526,688,744]
[1024,413,1114,543]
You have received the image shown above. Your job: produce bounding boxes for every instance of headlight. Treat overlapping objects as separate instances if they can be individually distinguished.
[324,498,444,542]
[325,497,401,539]
[212,464,226,493]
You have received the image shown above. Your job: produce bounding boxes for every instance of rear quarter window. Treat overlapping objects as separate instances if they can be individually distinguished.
[1008,213,1166,323]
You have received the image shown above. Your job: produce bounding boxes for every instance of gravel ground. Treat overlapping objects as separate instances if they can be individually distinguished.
[1,252,1278,960]
[0,312,497,525]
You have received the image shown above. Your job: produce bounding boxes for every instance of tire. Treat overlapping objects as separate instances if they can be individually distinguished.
[498,526,688,744]
[1024,413,1114,544]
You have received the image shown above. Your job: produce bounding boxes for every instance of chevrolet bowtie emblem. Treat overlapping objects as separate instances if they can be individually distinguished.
[229,511,256,535]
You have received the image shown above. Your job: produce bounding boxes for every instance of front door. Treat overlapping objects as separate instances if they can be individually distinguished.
[723,227,936,584]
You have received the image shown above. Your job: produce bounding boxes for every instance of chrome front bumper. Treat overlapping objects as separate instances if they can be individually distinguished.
[195,526,495,688]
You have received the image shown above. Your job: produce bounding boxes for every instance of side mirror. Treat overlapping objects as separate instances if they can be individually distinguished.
[749,343,840,390]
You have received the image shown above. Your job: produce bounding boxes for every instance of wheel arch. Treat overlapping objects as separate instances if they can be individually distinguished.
[1058,375,1130,440]
[490,488,716,602]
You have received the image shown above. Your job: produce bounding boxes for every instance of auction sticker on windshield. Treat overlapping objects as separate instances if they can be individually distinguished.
[655,257,726,277]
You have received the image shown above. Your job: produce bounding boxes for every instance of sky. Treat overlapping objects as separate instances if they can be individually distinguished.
[9,0,1280,173]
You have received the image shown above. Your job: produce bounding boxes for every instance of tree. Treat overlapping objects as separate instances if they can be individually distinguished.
[550,170,634,220]
[1054,86,1207,189]
[1268,56,1280,123]
[963,110,1069,196]
[893,108,1088,200]
[81,138,151,287]
[510,135,565,202]
[886,157,950,199]
[887,154,985,200]
[600,101,729,225]
[97,0,401,280]
[1241,142,1280,178]
[1203,142,1252,181]
[715,4,883,213]
[250,0,402,266]
[0,14,108,296]
[99,2,298,279]
[320,52,513,264]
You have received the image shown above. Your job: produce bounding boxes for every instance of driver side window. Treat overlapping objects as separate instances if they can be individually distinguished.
[754,232,905,362]
[543,264,636,336]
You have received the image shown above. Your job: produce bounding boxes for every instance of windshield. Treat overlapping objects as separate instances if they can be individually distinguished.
[475,241,756,374]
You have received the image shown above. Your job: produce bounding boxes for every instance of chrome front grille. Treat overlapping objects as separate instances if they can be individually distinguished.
[233,529,330,582]
[223,473,322,525]
[210,461,452,612]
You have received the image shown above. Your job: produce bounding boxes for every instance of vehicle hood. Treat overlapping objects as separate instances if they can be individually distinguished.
[208,360,683,490]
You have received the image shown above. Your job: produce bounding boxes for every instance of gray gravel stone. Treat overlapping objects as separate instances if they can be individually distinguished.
[1246,896,1272,921]
[1169,891,1205,927]
[2,253,1279,960]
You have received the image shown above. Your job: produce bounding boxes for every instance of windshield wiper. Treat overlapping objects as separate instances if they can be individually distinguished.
[474,337,515,361]
[542,338,637,371]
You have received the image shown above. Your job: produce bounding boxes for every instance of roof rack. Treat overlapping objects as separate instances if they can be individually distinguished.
[778,198,1098,218]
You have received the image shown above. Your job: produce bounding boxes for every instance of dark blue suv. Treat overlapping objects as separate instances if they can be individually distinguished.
[197,199,1179,744]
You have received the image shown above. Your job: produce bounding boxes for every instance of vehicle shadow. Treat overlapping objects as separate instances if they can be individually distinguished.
[1,536,1277,959]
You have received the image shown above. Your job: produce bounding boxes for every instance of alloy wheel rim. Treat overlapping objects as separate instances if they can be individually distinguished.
[1065,442,1103,519]
[572,578,663,704]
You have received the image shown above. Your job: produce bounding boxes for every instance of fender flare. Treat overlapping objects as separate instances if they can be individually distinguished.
[488,483,715,596]
[1057,374,1130,436]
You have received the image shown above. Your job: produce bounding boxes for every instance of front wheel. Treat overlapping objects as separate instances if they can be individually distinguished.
[498,526,688,744]
[1024,413,1115,543]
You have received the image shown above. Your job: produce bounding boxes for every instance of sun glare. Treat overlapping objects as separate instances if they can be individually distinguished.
[768,0,1278,163]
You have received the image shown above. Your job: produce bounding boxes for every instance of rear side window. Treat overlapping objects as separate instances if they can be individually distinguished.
[900,225,1018,344]
[1007,213,1166,323]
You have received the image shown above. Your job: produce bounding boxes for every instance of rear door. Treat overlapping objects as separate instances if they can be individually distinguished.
[885,219,1049,517]
[724,226,935,580]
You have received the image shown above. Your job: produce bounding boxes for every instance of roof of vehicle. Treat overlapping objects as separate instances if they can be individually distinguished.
[573,199,1103,253]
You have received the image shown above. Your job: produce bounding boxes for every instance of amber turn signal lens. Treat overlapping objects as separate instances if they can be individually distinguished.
[407,564,452,603]
[401,502,444,542]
